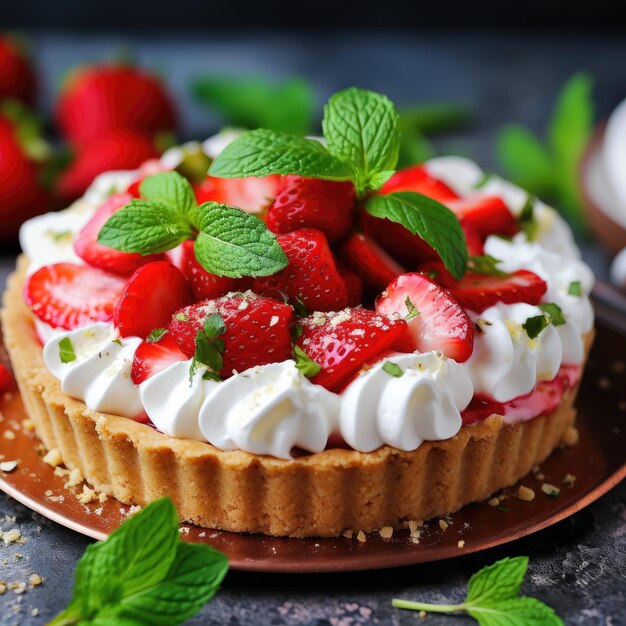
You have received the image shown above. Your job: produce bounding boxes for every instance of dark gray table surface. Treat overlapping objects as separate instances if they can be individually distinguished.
[1,32,625,626]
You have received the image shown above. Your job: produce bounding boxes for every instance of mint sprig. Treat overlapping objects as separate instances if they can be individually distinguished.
[58,337,76,363]
[49,498,228,626]
[98,171,288,279]
[393,556,563,625]
[190,313,227,382]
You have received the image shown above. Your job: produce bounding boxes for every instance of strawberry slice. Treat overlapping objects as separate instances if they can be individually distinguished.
[461,220,484,256]
[194,174,280,214]
[179,240,238,300]
[131,333,187,384]
[421,261,547,313]
[296,308,407,391]
[25,263,126,330]
[74,193,165,275]
[0,362,16,392]
[338,266,363,307]
[252,229,348,312]
[446,196,518,239]
[168,294,294,376]
[266,176,355,241]
[376,272,474,362]
[115,261,193,338]
[339,232,406,292]
[381,164,459,202]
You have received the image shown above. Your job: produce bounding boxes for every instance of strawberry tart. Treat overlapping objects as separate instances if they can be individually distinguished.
[1,89,595,537]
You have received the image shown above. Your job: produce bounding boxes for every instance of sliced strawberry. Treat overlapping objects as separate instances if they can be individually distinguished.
[461,395,505,425]
[296,308,407,391]
[168,294,294,376]
[74,193,165,275]
[421,261,547,313]
[461,219,484,256]
[376,272,474,362]
[252,229,348,313]
[381,164,459,202]
[114,261,193,338]
[131,333,187,384]
[193,175,280,214]
[179,240,238,300]
[339,232,406,292]
[338,266,363,307]
[24,263,126,330]
[446,196,518,239]
[266,176,355,241]
[0,362,16,392]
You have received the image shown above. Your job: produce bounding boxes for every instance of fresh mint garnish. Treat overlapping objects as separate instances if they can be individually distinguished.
[539,302,566,326]
[293,345,321,378]
[568,280,582,296]
[393,556,563,626]
[49,498,228,626]
[175,312,188,322]
[58,337,76,364]
[404,296,420,322]
[147,328,167,343]
[382,361,404,378]
[98,171,288,279]
[522,314,550,339]
[517,195,539,240]
[467,255,508,277]
[189,313,227,383]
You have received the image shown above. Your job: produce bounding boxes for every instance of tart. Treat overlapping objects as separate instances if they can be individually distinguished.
[1,92,596,538]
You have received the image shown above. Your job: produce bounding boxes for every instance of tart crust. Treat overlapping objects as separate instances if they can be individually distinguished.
[2,256,593,537]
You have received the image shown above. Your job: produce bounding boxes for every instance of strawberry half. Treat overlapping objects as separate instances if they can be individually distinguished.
[74,193,165,275]
[24,263,126,330]
[114,261,193,338]
[266,176,355,241]
[179,240,238,300]
[339,232,406,292]
[461,220,485,256]
[447,195,518,239]
[376,272,474,362]
[131,333,187,384]
[296,308,407,391]
[168,294,294,376]
[338,266,363,307]
[421,261,547,313]
[381,164,459,202]
[252,229,348,313]
[194,174,280,214]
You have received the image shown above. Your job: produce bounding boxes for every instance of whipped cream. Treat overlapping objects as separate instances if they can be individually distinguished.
[339,352,472,452]
[43,323,143,417]
[464,303,563,402]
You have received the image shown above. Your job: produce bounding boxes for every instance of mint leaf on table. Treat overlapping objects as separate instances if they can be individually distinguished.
[392,556,563,625]
[191,75,315,135]
[365,191,467,280]
[49,498,229,626]
[139,170,197,215]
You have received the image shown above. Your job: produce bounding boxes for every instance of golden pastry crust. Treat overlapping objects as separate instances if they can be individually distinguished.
[1,256,593,537]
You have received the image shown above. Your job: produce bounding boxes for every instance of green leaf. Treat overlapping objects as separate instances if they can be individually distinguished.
[539,303,566,326]
[98,201,194,255]
[398,103,471,134]
[518,195,539,241]
[404,296,420,321]
[568,280,582,296]
[114,542,228,626]
[522,314,550,340]
[203,313,227,339]
[192,203,288,278]
[382,361,403,378]
[209,129,352,180]
[397,130,434,168]
[365,192,467,280]
[139,172,196,216]
[147,328,167,343]
[59,337,77,363]
[467,255,508,277]
[466,557,529,605]
[191,75,314,135]
[322,87,400,192]
[496,125,554,195]
[194,331,223,375]
[467,596,564,626]
[293,345,321,378]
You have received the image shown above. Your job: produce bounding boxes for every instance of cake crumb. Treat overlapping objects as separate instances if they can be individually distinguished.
[535,472,546,481]
[77,485,98,505]
[438,519,449,531]
[0,460,18,473]
[42,448,62,468]
[343,530,353,539]
[418,610,427,620]
[356,530,366,543]
[21,419,35,432]
[487,497,500,507]
[0,582,6,594]
[541,483,561,498]
[29,574,42,587]
[457,540,465,548]
[3,430,15,440]
[199,532,206,538]
[64,468,84,488]
[2,529,23,544]
[379,526,393,539]
[517,485,535,502]
[562,473,577,488]
[31,608,40,617]
[561,426,579,447]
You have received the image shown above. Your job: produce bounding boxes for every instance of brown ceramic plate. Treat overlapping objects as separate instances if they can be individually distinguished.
[0,308,624,573]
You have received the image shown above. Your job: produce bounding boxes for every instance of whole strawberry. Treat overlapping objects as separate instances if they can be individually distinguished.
[56,63,176,146]
[0,35,36,106]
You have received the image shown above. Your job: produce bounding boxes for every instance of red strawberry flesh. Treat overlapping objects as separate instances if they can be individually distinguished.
[194,175,280,214]
[131,333,187,384]
[179,240,238,300]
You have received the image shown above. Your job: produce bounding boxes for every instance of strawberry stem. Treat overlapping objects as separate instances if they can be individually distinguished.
[392,598,467,613]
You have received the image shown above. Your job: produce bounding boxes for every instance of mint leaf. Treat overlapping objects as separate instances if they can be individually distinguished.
[209,128,352,180]
[59,337,76,363]
[568,280,582,296]
[522,314,550,339]
[467,597,564,626]
[147,328,167,343]
[322,87,400,193]
[139,171,196,216]
[382,361,403,378]
[404,296,420,321]
[496,125,554,195]
[293,345,321,378]
[194,331,223,375]
[203,313,227,338]
[98,201,193,255]
[365,191,467,280]
[467,255,508,277]
[518,195,539,240]
[192,203,288,278]
[539,303,566,326]
[466,557,528,604]
[399,103,471,134]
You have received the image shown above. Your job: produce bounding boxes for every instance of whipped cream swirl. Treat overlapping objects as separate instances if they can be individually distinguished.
[339,352,472,452]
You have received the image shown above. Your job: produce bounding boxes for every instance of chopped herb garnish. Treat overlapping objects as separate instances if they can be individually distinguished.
[568,280,582,296]
[58,337,76,363]
[496,505,510,512]
[517,195,539,240]
[522,314,550,340]
[404,296,420,321]
[147,327,167,343]
[293,345,321,378]
[293,296,308,318]
[382,361,404,378]
[204,313,227,338]
[539,302,566,326]
[473,172,491,188]
[467,255,508,277]
[175,312,189,322]
[291,323,303,341]
[112,337,124,347]
[202,370,222,382]
[189,313,227,384]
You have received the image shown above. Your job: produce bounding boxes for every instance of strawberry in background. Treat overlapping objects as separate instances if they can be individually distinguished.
[0,35,36,106]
